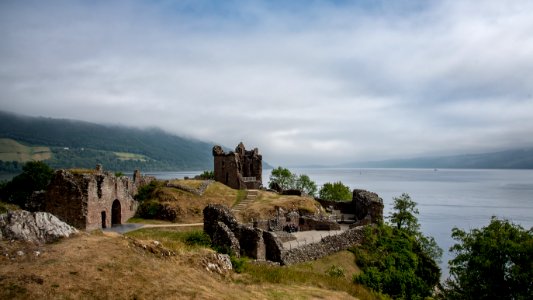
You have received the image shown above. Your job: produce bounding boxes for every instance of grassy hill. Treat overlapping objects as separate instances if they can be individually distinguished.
[0,111,215,172]
[0,229,378,299]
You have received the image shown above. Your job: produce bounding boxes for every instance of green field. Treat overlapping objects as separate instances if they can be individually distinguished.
[0,138,52,162]
[113,152,148,161]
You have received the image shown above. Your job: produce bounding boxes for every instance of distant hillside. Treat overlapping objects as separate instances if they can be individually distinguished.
[340,148,533,169]
[0,111,215,172]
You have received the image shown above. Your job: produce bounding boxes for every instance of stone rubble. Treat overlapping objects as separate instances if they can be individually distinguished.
[0,210,78,243]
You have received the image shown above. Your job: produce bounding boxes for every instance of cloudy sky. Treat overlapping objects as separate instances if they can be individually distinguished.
[1,0,533,165]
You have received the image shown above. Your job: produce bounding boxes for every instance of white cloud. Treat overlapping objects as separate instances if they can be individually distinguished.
[1,0,533,165]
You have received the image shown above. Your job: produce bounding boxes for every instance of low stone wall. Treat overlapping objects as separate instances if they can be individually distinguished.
[279,226,365,265]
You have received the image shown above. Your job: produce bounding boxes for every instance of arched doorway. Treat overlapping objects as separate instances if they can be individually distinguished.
[101,211,107,228]
[112,200,121,226]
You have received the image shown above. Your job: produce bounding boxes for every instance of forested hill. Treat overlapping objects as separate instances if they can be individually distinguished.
[0,111,214,171]
[339,148,533,169]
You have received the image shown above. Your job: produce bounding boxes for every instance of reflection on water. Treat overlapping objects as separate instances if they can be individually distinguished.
[146,168,533,279]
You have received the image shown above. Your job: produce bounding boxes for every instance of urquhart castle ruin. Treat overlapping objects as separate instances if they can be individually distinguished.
[212,142,262,190]
[2,142,384,267]
[42,164,153,230]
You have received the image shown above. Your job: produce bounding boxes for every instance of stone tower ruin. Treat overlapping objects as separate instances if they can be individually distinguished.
[212,142,262,190]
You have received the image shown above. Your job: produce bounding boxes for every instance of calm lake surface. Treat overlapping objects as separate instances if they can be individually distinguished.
[146,168,533,278]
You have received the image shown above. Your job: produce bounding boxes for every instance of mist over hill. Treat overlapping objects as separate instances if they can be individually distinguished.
[338,148,533,169]
[0,111,215,171]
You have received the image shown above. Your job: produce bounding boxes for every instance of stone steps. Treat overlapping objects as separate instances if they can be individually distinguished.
[232,190,259,212]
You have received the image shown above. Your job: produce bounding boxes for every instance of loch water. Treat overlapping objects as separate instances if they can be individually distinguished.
[146,168,533,279]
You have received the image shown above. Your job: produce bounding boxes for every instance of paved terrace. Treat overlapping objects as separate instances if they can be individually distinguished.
[282,224,351,250]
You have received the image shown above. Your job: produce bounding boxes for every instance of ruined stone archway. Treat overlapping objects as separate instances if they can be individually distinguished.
[111,200,121,225]
[101,211,107,228]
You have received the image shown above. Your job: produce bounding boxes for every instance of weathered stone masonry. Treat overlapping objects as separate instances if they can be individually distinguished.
[204,204,367,265]
[204,188,384,265]
[44,165,153,230]
[212,142,262,190]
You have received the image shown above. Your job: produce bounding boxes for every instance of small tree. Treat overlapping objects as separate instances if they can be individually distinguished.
[0,161,54,209]
[441,217,533,300]
[268,166,295,191]
[389,193,420,234]
[318,181,351,201]
[389,193,443,262]
[199,170,214,180]
[295,174,318,196]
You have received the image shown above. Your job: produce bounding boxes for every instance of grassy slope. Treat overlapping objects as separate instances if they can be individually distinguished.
[147,180,323,224]
[150,180,244,223]
[0,138,52,162]
[236,190,323,223]
[0,228,376,300]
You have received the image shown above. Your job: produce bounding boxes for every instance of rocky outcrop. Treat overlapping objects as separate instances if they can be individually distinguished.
[0,210,78,243]
[352,189,383,226]
[202,253,232,275]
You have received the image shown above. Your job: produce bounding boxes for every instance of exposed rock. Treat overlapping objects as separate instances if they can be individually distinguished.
[202,253,232,275]
[129,238,176,257]
[0,210,78,243]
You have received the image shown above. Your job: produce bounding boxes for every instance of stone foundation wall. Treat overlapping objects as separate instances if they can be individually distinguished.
[204,204,366,265]
[279,226,365,265]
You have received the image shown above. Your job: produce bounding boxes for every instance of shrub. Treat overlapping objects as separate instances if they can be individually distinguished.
[319,181,351,201]
[326,265,345,278]
[198,170,214,180]
[440,217,533,300]
[135,181,160,202]
[0,161,54,210]
[183,230,211,247]
[230,255,246,273]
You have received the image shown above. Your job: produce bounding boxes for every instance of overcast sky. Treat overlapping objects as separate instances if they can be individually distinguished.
[1,1,533,166]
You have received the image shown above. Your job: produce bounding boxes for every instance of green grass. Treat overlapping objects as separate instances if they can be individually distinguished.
[125,227,208,252]
[113,152,148,161]
[241,263,385,300]
[0,138,52,162]
[233,189,247,207]
[0,201,20,214]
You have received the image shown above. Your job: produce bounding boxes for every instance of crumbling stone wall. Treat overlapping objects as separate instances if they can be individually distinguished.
[44,165,153,230]
[212,142,262,190]
[203,204,364,265]
[316,189,384,225]
[203,204,266,259]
